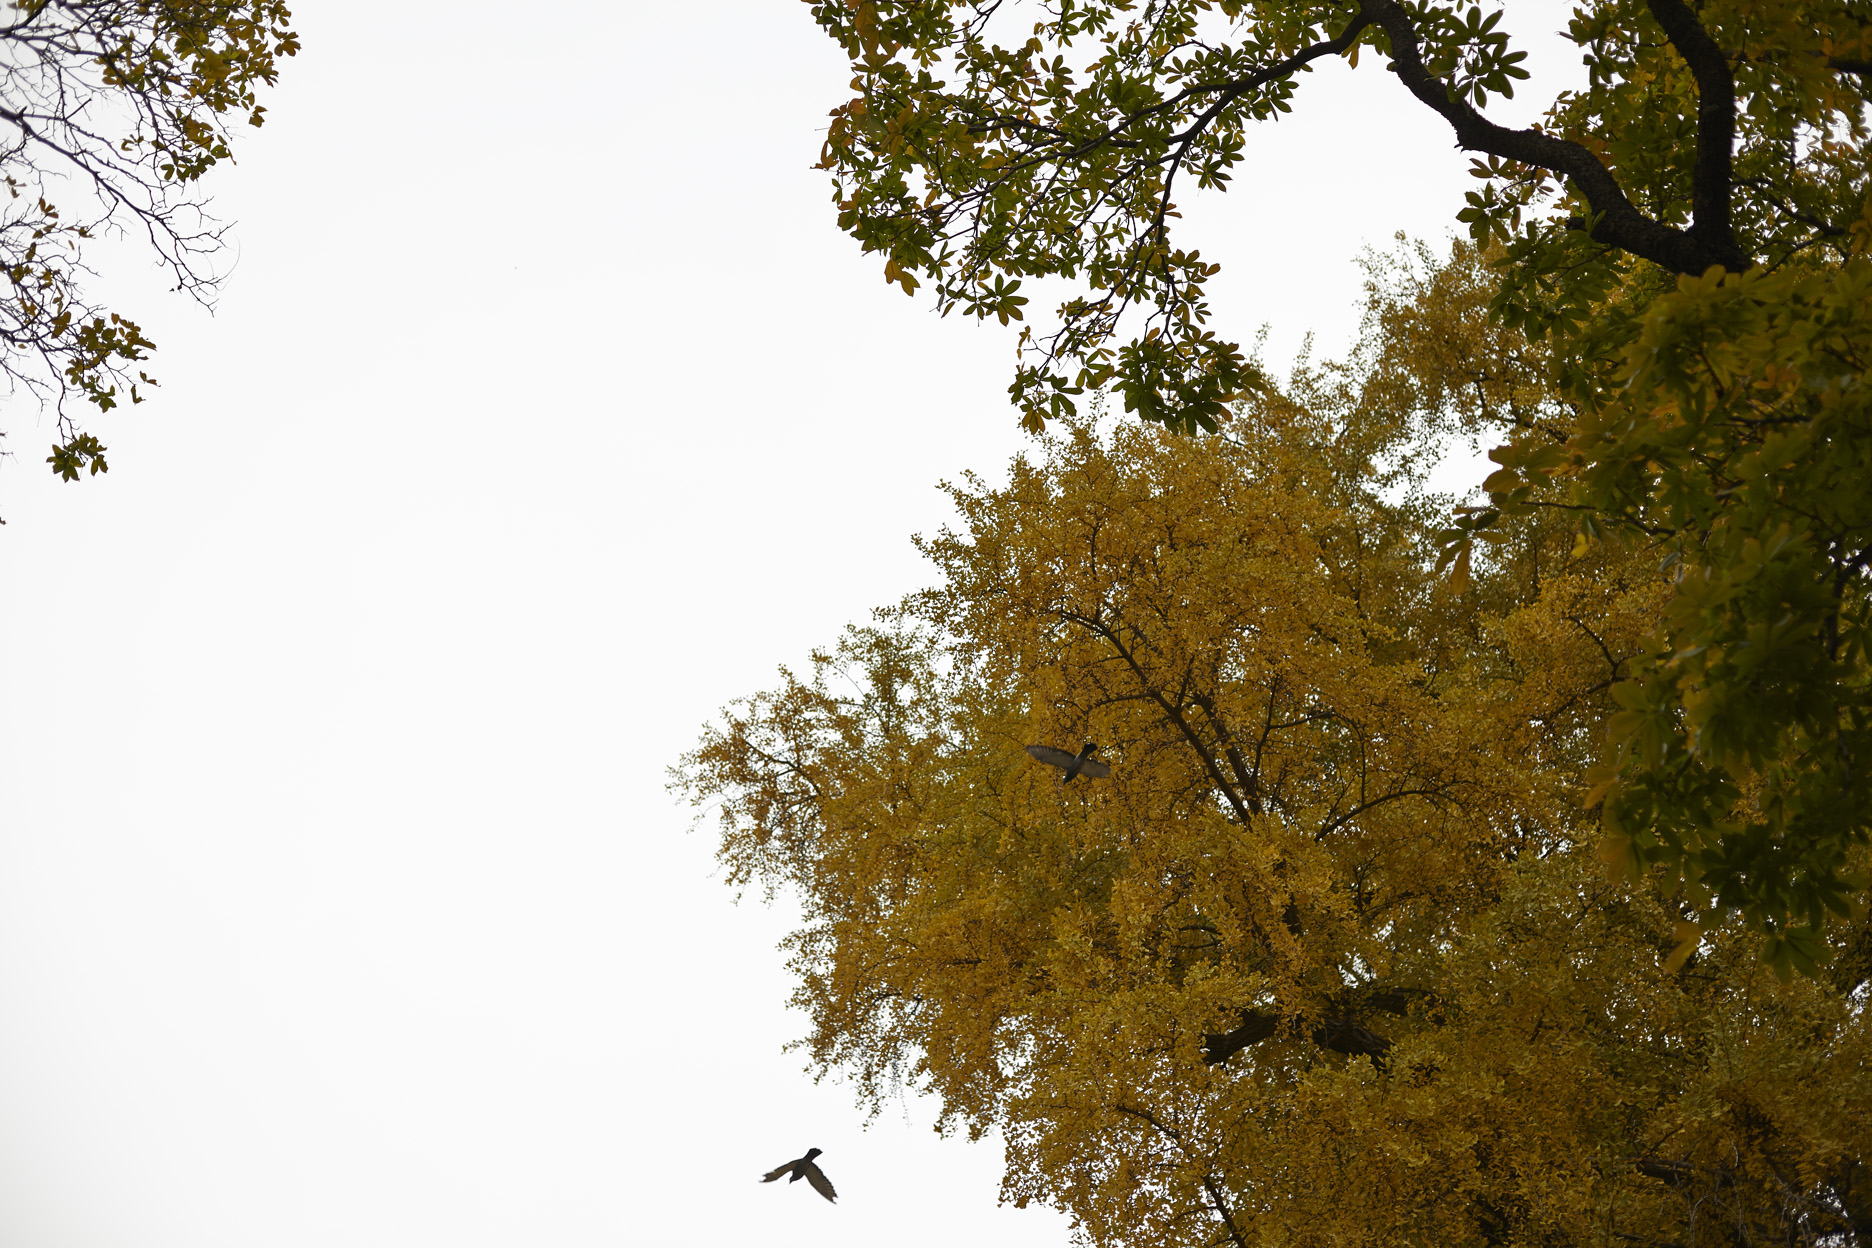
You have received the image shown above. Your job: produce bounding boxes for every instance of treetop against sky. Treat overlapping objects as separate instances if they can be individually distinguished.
[809,0,1869,427]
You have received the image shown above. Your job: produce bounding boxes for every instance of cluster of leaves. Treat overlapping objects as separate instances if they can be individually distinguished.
[813,0,1368,431]
[1475,0,1872,334]
[1475,260,1872,977]
[679,259,1872,1246]
[0,0,298,500]
[810,0,1871,429]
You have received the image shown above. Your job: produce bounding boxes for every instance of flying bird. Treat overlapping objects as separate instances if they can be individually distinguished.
[1026,742,1112,781]
[761,1147,837,1204]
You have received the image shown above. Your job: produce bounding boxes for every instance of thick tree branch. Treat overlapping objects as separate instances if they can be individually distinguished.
[1187,689,1265,814]
[1366,986,1437,1016]
[1201,1009,1280,1063]
[1365,0,1749,275]
[1643,0,1737,260]
[1314,1016,1392,1061]
[1201,1008,1394,1064]
[1203,985,1433,1064]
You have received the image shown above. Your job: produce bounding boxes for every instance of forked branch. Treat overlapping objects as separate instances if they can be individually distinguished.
[1364,0,1748,274]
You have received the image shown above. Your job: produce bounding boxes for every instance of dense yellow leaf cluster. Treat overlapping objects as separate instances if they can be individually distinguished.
[680,251,1871,1248]
[806,0,1872,946]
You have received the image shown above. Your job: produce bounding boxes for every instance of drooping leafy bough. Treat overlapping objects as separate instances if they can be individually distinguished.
[812,0,1869,432]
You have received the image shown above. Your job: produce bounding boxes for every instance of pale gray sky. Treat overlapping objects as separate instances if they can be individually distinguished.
[0,3,1579,1244]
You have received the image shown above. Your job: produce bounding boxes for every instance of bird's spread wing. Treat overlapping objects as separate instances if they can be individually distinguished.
[803,1160,837,1204]
[761,1161,795,1183]
[1077,757,1112,778]
[1026,744,1079,770]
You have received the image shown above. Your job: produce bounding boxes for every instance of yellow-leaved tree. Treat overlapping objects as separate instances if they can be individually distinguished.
[679,246,1871,1248]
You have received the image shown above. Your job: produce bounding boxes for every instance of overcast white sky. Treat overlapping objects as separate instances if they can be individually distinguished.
[0,3,1582,1245]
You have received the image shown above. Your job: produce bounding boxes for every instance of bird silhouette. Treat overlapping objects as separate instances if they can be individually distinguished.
[1026,742,1112,781]
[761,1147,837,1204]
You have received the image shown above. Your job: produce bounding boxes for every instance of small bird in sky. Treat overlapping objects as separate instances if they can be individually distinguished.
[761,1147,838,1204]
[1026,742,1112,781]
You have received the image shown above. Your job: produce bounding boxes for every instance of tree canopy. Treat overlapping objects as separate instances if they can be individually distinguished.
[679,245,1872,1248]
[0,0,298,497]
[804,0,1872,959]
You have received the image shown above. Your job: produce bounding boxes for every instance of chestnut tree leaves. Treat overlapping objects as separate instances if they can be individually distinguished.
[809,0,1871,432]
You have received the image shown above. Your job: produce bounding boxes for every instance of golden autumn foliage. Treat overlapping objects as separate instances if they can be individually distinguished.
[805,0,1872,954]
[679,249,1872,1248]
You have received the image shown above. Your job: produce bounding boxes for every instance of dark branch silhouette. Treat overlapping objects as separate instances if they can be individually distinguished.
[1363,0,1748,275]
